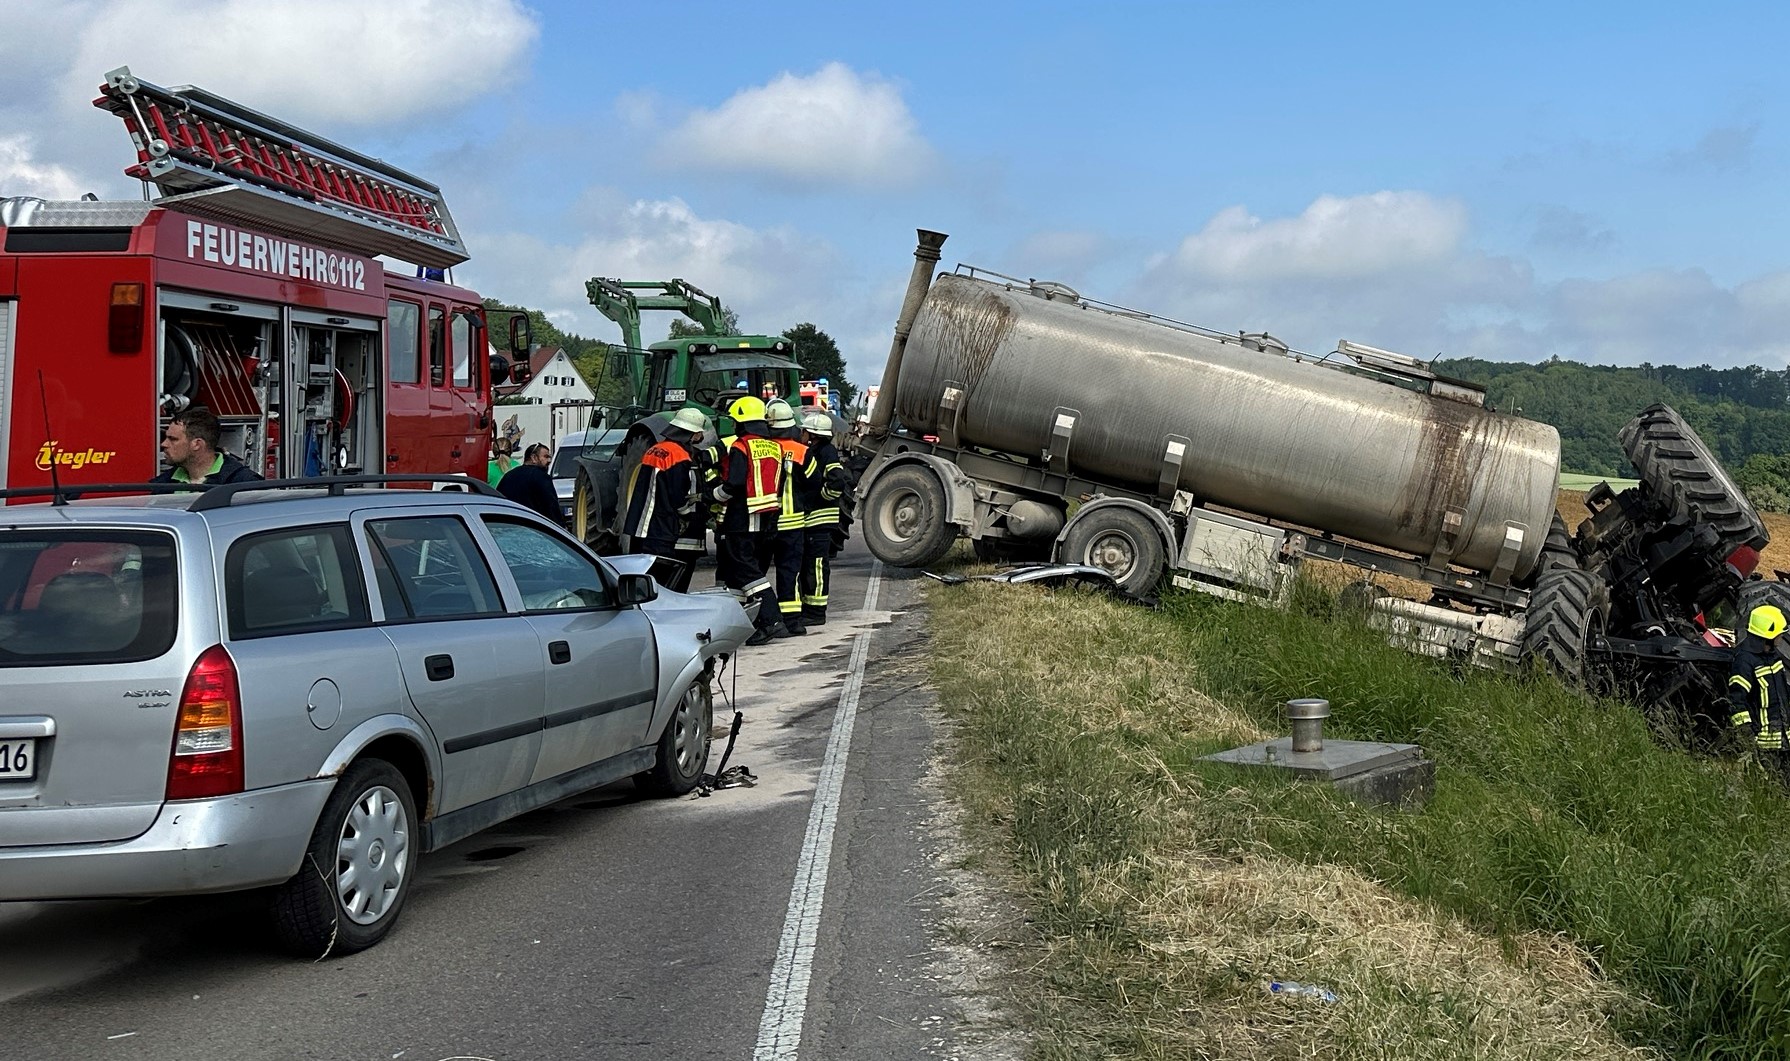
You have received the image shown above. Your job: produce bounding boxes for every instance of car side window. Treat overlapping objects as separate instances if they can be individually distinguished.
[227,525,368,639]
[481,518,613,611]
[366,516,504,621]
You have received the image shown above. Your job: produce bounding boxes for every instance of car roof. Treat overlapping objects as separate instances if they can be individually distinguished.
[0,481,512,529]
[555,427,627,446]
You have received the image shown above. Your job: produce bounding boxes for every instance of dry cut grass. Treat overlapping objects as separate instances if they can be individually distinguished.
[928,581,1656,1060]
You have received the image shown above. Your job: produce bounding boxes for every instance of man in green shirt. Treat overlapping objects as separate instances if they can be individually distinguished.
[151,407,263,486]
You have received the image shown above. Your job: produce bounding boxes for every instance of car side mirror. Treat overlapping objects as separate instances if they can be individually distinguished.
[616,572,658,606]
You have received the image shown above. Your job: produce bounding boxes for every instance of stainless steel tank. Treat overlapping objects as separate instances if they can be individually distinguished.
[894,273,1560,578]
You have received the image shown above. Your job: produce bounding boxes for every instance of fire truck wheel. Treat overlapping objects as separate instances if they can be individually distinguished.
[1062,506,1167,597]
[1522,567,1610,684]
[1538,512,1581,574]
[271,758,416,958]
[1619,404,1768,555]
[863,466,958,568]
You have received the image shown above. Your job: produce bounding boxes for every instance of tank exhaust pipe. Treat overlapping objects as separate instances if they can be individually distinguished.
[865,229,947,441]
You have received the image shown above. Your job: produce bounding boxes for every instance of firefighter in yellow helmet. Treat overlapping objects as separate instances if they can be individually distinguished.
[714,395,787,644]
[1730,603,1789,767]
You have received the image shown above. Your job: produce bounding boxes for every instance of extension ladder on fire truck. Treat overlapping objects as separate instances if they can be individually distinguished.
[92,66,469,268]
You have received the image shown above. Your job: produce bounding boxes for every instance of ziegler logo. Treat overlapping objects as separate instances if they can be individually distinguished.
[36,443,118,471]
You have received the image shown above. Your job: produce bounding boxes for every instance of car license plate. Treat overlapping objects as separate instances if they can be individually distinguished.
[0,739,35,781]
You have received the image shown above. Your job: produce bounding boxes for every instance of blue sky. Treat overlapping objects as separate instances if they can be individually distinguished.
[4,1,1790,388]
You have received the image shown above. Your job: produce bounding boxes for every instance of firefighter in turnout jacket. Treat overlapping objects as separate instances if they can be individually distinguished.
[619,406,710,592]
[798,410,850,627]
[765,399,818,635]
[715,396,787,645]
[1731,603,1790,764]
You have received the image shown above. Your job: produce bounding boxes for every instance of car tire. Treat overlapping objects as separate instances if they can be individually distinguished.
[1061,506,1168,597]
[862,466,958,569]
[271,759,417,958]
[636,678,712,797]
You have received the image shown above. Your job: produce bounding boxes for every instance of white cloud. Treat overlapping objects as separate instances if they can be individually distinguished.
[654,63,935,190]
[1157,192,1469,282]
[1130,192,1790,369]
[462,195,850,344]
[65,0,538,127]
[0,136,84,199]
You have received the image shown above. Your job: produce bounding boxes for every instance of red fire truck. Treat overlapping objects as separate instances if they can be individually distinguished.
[0,67,522,493]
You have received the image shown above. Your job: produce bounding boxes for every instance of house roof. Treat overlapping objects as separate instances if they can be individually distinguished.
[494,345,564,397]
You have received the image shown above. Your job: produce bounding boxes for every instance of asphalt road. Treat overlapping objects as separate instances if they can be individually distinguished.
[0,543,1004,1061]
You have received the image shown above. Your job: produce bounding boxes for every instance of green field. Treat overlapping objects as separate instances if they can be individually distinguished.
[1560,471,1640,492]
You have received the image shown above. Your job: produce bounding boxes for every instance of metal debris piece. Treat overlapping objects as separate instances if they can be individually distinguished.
[922,563,1157,606]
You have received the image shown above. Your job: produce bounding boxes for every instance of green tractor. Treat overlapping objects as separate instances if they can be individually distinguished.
[569,278,802,552]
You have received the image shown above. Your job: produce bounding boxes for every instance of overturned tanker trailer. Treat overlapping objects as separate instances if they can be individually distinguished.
[854,231,1772,727]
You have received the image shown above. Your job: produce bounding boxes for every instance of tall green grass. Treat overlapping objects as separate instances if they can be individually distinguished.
[1167,583,1790,1058]
[928,576,1790,1059]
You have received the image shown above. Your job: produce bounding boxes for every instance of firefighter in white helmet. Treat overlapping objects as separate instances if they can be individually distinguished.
[797,410,849,626]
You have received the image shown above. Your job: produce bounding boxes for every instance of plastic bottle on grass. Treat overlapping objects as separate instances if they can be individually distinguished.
[1268,980,1337,1002]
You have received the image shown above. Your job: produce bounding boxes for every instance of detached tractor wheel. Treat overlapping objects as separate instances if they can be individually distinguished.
[863,466,958,568]
[1619,404,1768,554]
[1061,506,1168,597]
[1522,567,1611,684]
[1538,512,1581,573]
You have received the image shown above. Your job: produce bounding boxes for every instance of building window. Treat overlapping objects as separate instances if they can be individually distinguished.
[388,300,420,384]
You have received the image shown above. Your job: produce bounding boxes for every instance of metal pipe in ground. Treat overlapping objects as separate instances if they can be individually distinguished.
[1286,698,1330,752]
[865,229,947,441]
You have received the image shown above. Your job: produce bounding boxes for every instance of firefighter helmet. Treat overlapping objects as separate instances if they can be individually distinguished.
[668,406,709,435]
[728,396,767,423]
[765,399,798,429]
[802,410,834,436]
[1749,604,1787,640]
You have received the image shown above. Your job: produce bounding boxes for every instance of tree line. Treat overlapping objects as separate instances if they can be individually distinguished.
[1434,357,1790,511]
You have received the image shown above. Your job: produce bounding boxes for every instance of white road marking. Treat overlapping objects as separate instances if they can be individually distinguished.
[753,561,884,1060]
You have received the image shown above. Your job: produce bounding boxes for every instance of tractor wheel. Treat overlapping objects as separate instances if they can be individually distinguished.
[1619,404,1768,554]
[1522,567,1611,684]
[1537,512,1581,573]
[862,466,958,569]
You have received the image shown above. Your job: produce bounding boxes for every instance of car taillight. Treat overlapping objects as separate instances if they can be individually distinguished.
[166,645,244,801]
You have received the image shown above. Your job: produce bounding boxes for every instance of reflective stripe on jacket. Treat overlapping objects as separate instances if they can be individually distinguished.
[621,439,699,548]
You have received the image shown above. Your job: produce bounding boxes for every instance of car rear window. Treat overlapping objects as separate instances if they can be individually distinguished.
[548,445,585,478]
[0,530,179,666]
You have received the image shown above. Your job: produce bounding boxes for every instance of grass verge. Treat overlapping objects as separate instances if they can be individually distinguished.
[926,575,1790,1060]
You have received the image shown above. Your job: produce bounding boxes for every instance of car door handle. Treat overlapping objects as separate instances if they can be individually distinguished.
[548,640,571,665]
[425,654,455,681]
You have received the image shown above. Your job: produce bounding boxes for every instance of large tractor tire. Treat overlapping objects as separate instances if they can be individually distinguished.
[862,466,958,568]
[1522,567,1611,684]
[1619,404,1768,554]
[1530,512,1582,579]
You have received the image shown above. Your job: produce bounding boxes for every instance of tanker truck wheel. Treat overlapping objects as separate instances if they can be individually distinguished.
[1061,507,1167,597]
[1619,404,1768,554]
[863,466,958,568]
[1522,567,1611,684]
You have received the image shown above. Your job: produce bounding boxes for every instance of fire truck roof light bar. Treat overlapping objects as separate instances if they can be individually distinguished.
[93,66,469,268]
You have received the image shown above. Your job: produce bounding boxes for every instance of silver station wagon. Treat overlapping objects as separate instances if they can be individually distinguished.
[0,477,751,956]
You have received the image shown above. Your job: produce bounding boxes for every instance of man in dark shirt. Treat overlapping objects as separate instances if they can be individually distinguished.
[151,406,264,487]
[498,443,564,525]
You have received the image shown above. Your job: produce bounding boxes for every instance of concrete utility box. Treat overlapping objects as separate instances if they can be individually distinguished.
[1201,699,1435,809]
